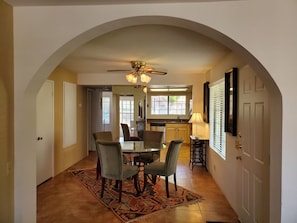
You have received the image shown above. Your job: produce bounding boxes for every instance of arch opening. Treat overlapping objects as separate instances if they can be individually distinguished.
[25,15,282,221]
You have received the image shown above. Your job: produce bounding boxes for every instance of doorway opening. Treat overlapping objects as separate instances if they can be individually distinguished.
[119,96,135,139]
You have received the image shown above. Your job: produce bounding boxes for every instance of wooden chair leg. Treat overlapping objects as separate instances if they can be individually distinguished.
[174,173,177,191]
[101,177,106,198]
[133,174,140,194]
[96,158,101,180]
[143,173,148,193]
[152,175,157,184]
[119,181,122,202]
[165,176,169,198]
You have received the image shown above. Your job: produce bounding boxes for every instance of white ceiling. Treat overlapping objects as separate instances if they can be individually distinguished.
[5,0,231,6]
[60,25,231,83]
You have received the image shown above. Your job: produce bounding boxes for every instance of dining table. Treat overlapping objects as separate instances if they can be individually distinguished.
[120,140,161,165]
[120,140,161,153]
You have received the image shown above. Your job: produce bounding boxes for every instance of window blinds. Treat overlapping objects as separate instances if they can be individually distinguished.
[209,79,226,159]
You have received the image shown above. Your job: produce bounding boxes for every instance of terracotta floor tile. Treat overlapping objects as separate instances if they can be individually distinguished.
[37,145,238,223]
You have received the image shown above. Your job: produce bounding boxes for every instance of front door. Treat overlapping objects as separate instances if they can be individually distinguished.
[237,65,270,222]
[36,80,54,185]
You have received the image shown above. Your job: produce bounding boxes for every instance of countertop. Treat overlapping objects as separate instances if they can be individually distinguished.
[147,119,190,125]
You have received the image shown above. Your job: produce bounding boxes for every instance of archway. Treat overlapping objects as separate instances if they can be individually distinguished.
[23,16,282,222]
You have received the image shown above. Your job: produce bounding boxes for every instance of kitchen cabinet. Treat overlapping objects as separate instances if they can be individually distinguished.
[165,123,190,144]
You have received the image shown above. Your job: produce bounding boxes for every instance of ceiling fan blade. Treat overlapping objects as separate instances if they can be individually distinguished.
[107,69,131,72]
[146,70,167,75]
[106,60,167,75]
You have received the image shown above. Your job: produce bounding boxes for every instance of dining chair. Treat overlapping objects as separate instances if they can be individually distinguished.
[93,131,113,142]
[121,123,140,141]
[143,139,183,198]
[96,141,140,202]
[136,120,145,140]
[134,130,164,165]
[93,131,113,179]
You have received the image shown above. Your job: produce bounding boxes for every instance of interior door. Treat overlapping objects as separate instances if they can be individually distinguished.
[36,80,54,185]
[237,65,270,222]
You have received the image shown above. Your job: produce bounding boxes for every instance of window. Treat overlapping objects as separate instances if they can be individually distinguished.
[151,96,168,114]
[119,96,134,127]
[102,96,110,125]
[209,79,226,159]
[151,95,186,115]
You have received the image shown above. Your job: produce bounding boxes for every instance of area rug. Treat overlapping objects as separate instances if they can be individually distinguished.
[71,168,203,222]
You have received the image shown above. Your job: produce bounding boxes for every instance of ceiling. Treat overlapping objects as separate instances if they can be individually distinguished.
[5,0,231,6]
[59,24,231,86]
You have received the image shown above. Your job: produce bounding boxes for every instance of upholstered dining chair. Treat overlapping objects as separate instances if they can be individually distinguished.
[93,131,113,179]
[93,131,113,142]
[96,141,140,202]
[134,130,164,165]
[143,139,183,198]
[121,123,140,141]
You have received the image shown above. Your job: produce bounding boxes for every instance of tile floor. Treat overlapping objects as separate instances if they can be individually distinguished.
[37,145,239,223]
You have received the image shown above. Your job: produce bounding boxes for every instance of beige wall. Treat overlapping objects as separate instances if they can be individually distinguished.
[0,1,14,222]
[48,66,87,175]
[206,52,246,212]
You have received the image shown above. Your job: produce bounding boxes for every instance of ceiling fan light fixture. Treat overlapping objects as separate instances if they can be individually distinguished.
[143,86,148,93]
[140,73,151,83]
[126,73,137,83]
[123,60,165,84]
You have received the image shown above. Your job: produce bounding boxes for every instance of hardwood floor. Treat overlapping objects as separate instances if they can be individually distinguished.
[37,144,239,223]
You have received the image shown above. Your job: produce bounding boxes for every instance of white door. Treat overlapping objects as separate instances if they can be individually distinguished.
[36,80,54,185]
[237,66,270,222]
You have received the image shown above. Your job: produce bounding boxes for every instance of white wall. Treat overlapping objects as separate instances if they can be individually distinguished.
[12,1,297,222]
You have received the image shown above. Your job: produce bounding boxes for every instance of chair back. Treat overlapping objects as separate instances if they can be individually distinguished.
[93,131,113,142]
[143,131,164,148]
[121,123,131,141]
[96,141,123,180]
[136,120,145,140]
[165,139,183,175]
[93,131,113,158]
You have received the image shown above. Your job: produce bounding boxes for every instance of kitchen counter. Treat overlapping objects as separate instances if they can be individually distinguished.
[147,119,189,124]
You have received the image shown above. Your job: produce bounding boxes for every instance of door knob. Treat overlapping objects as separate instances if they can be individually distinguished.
[235,144,242,150]
[235,140,242,150]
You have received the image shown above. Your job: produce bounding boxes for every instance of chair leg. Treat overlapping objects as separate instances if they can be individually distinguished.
[101,177,106,198]
[133,174,140,194]
[143,173,148,192]
[119,181,122,202]
[174,173,177,191]
[152,175,157,184]
[96,158,101,180]
[165,176,169,198]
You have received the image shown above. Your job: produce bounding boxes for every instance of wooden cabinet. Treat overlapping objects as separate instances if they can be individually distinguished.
[165,123,190,144]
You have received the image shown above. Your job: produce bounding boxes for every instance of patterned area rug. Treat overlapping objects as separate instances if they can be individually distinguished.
[72,168,203,222]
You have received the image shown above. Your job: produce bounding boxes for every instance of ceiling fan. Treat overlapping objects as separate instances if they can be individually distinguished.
[107,61,167,84]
